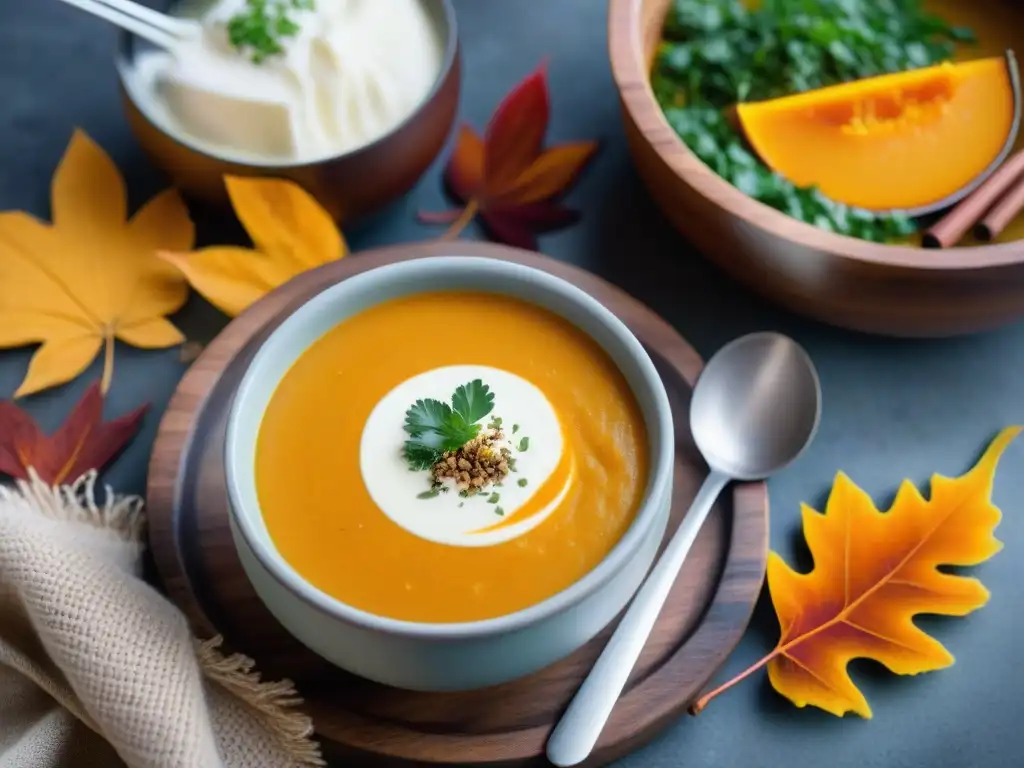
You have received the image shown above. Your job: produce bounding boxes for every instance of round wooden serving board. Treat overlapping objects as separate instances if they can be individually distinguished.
[147,241,769,766]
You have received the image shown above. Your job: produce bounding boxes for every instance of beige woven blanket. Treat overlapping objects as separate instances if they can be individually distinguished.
[0,470,323,767]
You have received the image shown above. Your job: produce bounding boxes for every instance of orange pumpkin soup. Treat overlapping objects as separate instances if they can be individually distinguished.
[255,291,649,623]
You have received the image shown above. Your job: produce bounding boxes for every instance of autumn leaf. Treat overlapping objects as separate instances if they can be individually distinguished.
[0,130,194,398]
[0,380,147,486]
[159,176,347,317]
[692,426,1021,719]
[418,62,599,250]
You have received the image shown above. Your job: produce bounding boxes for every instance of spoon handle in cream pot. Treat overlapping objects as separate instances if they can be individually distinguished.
[545,470,731,767]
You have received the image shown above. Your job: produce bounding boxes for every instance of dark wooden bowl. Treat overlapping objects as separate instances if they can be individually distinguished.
[609,0,1024,337]
[116,0,460,224]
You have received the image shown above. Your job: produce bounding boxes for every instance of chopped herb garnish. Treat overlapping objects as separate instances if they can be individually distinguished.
[652,0,975,242]
[487,492,500,504]
[227,0,315,64]
[459,490,469,498]
[518,478,528,487]
[517,437,530,452]
[512,424,520,433]
[495,507,505,516]
[459,502,464,507]
[402,379,494,470]
[417,489,439,500]
[404,442,445,472]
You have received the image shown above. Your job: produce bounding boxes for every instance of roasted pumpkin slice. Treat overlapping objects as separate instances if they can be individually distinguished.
[736,52,1021,215]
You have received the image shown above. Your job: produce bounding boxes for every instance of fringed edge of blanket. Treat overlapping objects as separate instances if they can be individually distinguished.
[4,469,325,767]
[0,469,145,541]
[196,637,324,767]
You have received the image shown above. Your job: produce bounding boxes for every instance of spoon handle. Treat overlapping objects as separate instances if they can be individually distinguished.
[55,0,187,49]
[545,470,731,767]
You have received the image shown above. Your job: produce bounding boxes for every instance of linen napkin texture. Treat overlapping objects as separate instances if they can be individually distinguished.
[0,470,323,767]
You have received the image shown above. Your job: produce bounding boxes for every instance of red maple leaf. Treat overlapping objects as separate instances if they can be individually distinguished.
[419,62,599,250]
[0,381,147,485]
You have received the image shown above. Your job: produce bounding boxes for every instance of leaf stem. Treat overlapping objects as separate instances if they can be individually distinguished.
[439,199,480,241]
[688,648,779,714]
[417,208,464,224]
[53,426,93,486]
[100,332,115,396]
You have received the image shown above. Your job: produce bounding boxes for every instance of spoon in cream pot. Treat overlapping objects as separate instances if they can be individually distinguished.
[546,331,822,767]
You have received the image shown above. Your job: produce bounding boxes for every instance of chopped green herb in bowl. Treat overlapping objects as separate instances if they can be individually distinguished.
[227,0,315,63]
[651,0,975,242]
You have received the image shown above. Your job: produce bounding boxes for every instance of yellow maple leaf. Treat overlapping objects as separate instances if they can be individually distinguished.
[692,426,1021,719]
[0,130,194,398]
[159,176,347,317]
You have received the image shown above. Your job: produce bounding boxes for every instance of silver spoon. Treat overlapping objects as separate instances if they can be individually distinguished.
[545,331,822,767]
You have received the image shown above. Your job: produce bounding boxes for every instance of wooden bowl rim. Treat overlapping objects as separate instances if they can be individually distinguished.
[607,0,1024,271]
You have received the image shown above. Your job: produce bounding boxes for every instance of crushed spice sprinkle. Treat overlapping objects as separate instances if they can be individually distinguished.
[430,428,512,495]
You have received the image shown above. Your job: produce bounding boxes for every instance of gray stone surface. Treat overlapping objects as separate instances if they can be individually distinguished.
[1,1,1022,766]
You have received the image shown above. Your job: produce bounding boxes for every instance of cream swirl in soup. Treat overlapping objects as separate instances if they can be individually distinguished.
[360,365,571,548]
[123,0,444,163]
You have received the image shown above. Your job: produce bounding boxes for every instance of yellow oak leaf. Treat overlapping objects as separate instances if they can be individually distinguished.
[159,176,347,317]
[692,426,1021,719]
[0,130,194,398]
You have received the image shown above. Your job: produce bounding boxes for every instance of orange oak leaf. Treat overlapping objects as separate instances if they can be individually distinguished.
[0,380,147,486]
[418,63,599,250]
[692,426,1021,719]
[0,130,194,398]
[159,176,347,318]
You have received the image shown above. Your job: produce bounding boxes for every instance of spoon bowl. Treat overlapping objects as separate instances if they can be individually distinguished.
[691,332,821,480]
[546,331,822,767]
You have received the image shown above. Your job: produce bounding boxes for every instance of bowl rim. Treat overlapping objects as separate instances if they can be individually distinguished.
[114,0,459,170]
[607,0,1024,272]
[223,255,676,640]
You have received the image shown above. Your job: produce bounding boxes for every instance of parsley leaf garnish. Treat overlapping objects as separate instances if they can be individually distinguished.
[452,379,495,424]
[402,380,495,470]
[404,398,456,436]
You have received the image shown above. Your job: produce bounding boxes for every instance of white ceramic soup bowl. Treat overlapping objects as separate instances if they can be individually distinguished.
[225,256,675,692]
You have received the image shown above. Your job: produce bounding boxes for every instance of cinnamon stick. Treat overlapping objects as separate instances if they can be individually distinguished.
[975,173,1024,242]
[922,149,1024,248]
